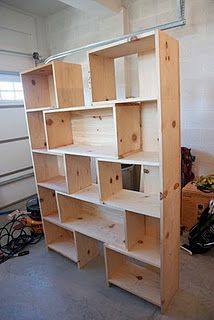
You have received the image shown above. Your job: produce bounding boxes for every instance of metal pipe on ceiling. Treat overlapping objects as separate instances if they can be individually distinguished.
[0,49,32,57]
[44,0,185,64]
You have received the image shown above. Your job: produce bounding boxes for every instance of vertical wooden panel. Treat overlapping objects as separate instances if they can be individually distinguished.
[27,111,46,149]
[97,161,122,201]
[44,111,73,149]
[138,49,157,99]
[89,54,116,102]
[65,155,92,194]
[114,104,141,157]
[37,186,57,217]
[75,232,99,269]
[53,61,84,108]
[157,31,180,312]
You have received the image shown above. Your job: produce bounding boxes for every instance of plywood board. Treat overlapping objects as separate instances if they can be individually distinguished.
[157,31,180,312]
[27,111,47,149]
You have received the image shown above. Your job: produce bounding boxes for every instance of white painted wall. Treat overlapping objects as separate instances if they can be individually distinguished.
[0,3,48,208]
[45,0,214,176]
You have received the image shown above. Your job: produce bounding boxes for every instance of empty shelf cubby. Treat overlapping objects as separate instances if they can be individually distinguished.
[125,211,160,267]
[43,103,141,158]
[97,160,160,218]
[104,246,160,306]
[21,61,84,110]
[88,31,157,103]
[43,220,78,262]
[57,193,125,248]
[33,152,66,192]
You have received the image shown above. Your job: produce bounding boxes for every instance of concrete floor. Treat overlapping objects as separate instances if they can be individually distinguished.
[0,212,213,320]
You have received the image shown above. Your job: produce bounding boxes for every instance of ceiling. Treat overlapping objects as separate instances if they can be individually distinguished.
[0,0,69,17]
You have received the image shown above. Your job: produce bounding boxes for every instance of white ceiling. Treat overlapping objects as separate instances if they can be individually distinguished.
[0,0,69,17]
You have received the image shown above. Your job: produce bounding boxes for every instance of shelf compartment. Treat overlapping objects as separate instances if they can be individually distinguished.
[125,211,160,267]
[88,31,157,103]
[57,192,126,248]
[97,160,160,218]
[44,103,141,158]
[27,111,47,149]
[33,152,67,192]
[21,61,84,109]
[104,246,160,306]
[37,186,58,218]
[43,219,78,262]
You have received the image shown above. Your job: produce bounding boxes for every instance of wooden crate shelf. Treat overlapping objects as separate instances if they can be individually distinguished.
[22,30,180,312]
[57,193,126,247]
[43,220,78,262]
[105,246,160,306]
[21,61,84,110]
[33,152,67,192]
[97,160,160,218]
[88,31,157,103]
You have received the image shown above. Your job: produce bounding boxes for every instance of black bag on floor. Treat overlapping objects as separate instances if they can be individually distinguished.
[181,200,214,254]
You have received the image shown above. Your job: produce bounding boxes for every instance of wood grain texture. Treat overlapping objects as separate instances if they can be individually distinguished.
[157,31,180,312]
[74,232,99,269]
[27,111,47,149]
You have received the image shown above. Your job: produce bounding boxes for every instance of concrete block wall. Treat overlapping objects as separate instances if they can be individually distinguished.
[44,0,214,176]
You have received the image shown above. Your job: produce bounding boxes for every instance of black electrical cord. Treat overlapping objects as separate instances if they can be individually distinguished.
[0,214,43,264]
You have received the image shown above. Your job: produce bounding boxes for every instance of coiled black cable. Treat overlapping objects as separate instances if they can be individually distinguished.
[0,214,43,264]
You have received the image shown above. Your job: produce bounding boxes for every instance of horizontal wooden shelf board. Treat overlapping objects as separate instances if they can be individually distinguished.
[43,104,114,114]
[59,184,160,218]
[88,30,155,58]
[63,214,125,247]
[48,240,77,261]
[44,214,61,225]
[21,62,53,75]
[92,97,157,106]
[26,107,55,113]
[44,213,125,248]
[98,151,159,166]
[107,236,160,268]
[38,176,67,192]
[105,189,160,218]
[108,261,160,306]
[48,144,118,159]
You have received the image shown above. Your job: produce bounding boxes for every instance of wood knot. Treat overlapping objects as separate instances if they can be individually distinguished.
[110,178,113,184]
[136,275,143,280]
[120,138,122,143]
[116,175,119,180]
[61,119,64,123]
[108,224,115,229]
[31,79,36,86]
[52,192,55,197]
[132,134,137,142]
[172,120,176,128]
[77,171,79,176]
[87,250,90,255]
[46,118,53,126]
[40,198,44,202]
[137,240,143,244]
[174,182,179,190]
[77,217,83,220]
[165,232,169,239]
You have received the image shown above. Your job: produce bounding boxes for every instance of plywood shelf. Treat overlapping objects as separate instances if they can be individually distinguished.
[57,193,125,247]
[38,175,67,192]
[107,236,160,268]
[49,144,118,159]
[109,261,160,306]
[105,247,160,306]
[26,107,55,112]
[43,219,77,262]
[92,97,157,106]
[63,184,160,219]
[48,240,78,261]
[105,189,160,218]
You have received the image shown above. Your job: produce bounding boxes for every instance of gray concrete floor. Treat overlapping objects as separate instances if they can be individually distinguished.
[0,210,213,320]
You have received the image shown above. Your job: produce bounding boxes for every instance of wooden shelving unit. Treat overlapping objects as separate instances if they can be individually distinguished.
[22,30,180,313]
